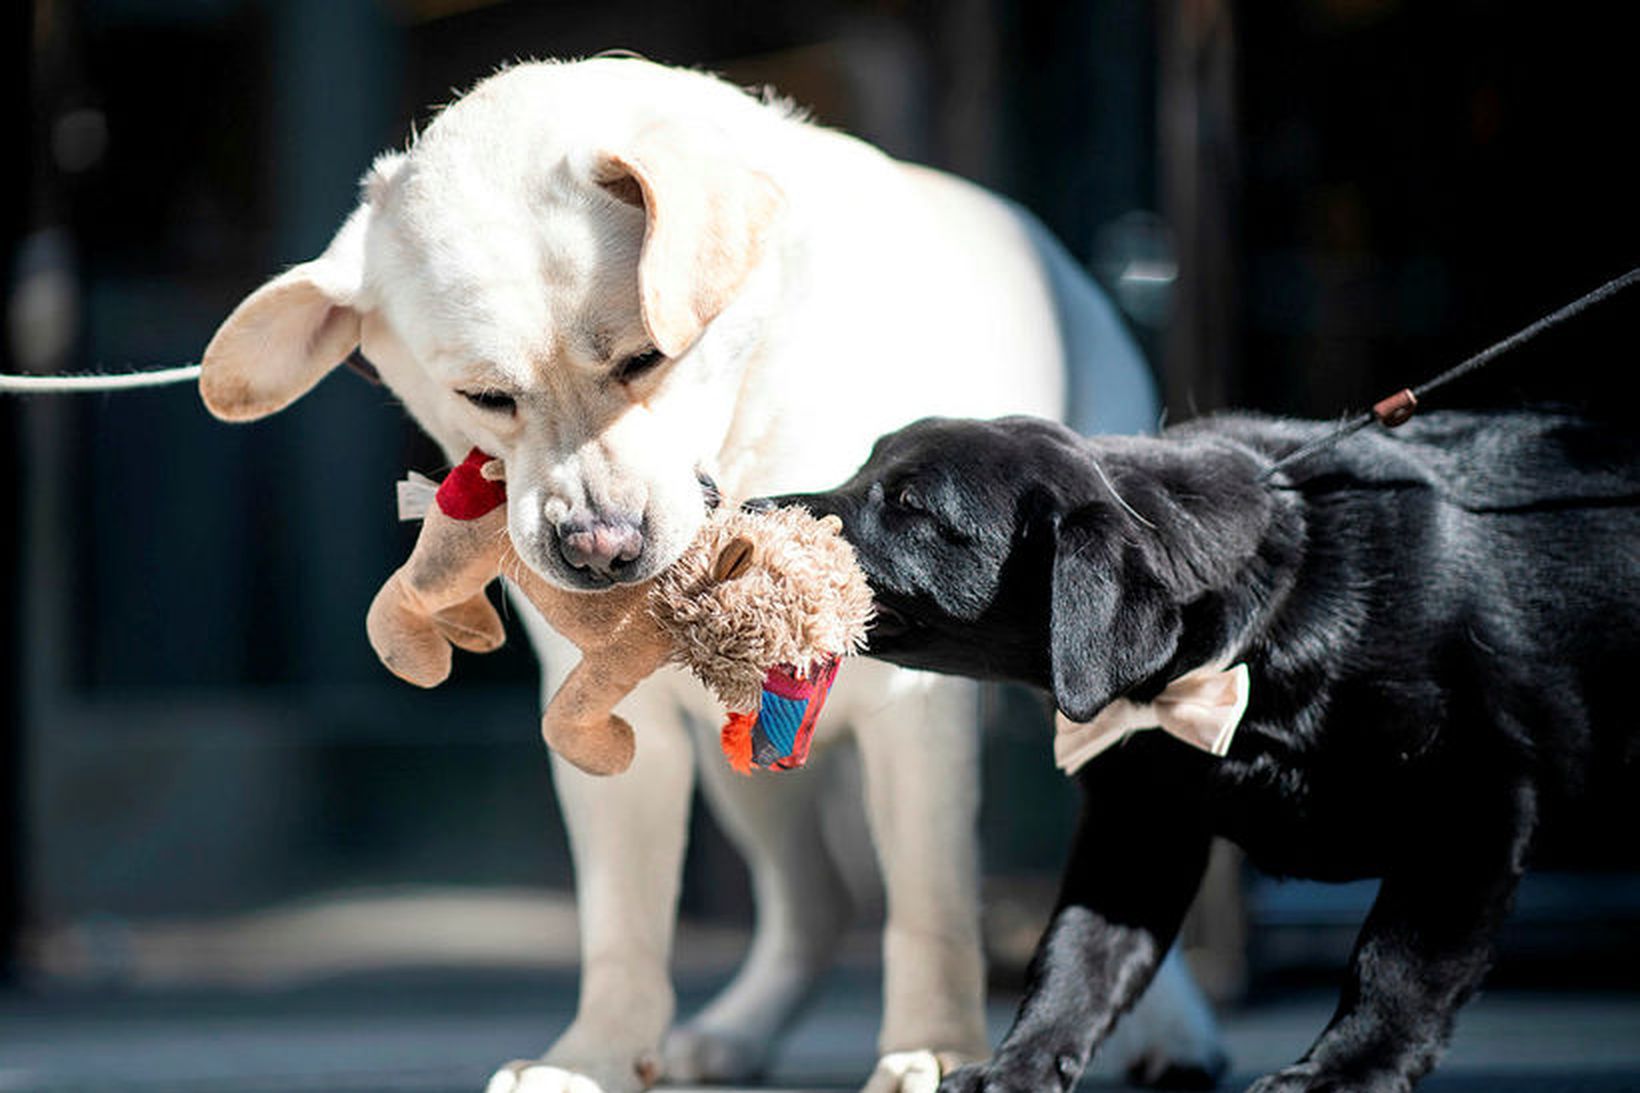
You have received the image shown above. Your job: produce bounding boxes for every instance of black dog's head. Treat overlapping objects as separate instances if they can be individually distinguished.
[781,415,1283,720]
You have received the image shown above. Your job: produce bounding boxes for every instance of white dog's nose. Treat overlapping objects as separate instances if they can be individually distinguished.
[557,516,645,578]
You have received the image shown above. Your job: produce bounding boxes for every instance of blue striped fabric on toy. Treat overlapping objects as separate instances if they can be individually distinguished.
[751,691,807,767]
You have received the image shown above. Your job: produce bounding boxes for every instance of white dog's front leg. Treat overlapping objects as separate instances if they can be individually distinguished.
[488,602,696,1093]
[489,708,695,1092]
[852,673,990,1084]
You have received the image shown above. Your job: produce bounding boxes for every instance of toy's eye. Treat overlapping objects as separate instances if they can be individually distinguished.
[460,388,517,414]
[613,347,666,383]
[712,537,756,582]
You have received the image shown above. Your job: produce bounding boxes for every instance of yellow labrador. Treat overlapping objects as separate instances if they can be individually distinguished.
[201,56,1221,1093]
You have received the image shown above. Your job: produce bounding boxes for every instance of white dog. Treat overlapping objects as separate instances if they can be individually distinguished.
[200,57,1224,1092]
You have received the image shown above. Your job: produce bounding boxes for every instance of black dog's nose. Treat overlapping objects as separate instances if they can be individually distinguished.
[557,516,644,577]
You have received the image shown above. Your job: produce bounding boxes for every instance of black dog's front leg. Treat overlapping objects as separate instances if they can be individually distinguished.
[1248,782,1537,1093]
[943,741,1214,1093]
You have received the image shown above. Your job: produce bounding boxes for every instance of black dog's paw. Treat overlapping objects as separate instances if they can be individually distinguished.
[1245,1063,1410,1093]
[938,1066,1042,1093]
[937,1063,989,1093]
[938,1053,1084,1093]
[1244,1065,1323,1093]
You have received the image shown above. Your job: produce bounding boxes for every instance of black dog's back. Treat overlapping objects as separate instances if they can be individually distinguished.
[1195,410,1640,860]
[1219,409,1640,692]
[1194,409,1640,510]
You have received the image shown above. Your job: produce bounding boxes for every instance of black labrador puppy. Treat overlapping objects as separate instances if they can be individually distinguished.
[781,410,1638,1092]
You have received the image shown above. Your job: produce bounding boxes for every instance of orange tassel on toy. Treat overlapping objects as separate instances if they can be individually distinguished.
[720,712,757,775]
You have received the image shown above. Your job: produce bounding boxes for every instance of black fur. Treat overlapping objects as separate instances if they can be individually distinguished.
[781,410,1640,1092]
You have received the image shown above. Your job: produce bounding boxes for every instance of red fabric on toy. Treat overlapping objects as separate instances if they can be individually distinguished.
[436,448,507,520]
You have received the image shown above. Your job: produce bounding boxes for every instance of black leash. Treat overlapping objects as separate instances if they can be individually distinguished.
[1262,265,1640,481]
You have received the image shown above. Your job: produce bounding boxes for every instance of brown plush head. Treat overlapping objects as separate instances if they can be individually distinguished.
[651,505,874,713]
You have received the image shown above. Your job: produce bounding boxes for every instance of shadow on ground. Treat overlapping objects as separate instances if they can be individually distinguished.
[3,969,1639,1092]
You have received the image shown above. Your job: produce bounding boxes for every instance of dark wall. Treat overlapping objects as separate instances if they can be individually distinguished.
[1232,1,1639,420]
[2,0,34,985]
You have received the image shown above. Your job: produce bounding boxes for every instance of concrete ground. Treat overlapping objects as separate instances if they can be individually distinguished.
[3,966,1639,1093]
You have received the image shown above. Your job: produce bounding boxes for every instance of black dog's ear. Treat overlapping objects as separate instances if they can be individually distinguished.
[1049,506,1182,722]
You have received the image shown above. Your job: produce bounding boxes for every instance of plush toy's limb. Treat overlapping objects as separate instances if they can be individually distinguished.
[366,506,508,687]
[540,640,671,776]
[431,592,506,654]
[368,573,460,687]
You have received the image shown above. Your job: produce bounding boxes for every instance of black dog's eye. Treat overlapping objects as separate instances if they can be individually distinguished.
[460,389,517,414]
[884,479,968,544]
[613,347,666,383]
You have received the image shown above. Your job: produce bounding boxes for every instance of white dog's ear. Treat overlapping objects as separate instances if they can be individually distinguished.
[594,125,783,359]
[200,153,403,421]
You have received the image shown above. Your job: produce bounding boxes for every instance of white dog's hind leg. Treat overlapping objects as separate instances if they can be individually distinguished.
[488,652,697,1093]
[1100,946,1230,1088]
[852,675,990,1090]
[661,732,853,1082]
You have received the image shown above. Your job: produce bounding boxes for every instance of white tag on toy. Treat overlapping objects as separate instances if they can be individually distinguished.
[1054,662,1250,775]
[396,471,440,522]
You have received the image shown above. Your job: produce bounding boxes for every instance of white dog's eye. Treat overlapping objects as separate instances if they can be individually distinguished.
[613,347,666,384]
[459,388,517,414]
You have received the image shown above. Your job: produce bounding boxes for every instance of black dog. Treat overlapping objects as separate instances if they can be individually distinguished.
[782,410,1639,1092]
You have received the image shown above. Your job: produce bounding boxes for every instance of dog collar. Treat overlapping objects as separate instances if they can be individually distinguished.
[1054,662,1250,774]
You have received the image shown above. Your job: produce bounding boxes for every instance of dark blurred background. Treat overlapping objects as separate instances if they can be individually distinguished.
[4,0,1638,1086]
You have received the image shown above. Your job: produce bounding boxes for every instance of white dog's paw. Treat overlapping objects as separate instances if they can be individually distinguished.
[484,1055,659,1093]
[484,1062,596,1093]
[661,1022,769,1083]
[861,1049,970,1093]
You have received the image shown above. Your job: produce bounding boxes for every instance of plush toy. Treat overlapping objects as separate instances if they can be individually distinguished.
[366,449,873,777]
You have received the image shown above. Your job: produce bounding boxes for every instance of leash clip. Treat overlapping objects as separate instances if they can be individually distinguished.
[1372,388,1418,428]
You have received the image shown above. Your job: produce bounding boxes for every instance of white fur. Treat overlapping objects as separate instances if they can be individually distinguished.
[200,57,1222,1092]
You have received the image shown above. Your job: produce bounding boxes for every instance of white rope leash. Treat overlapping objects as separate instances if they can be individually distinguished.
[0,363,202,393]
